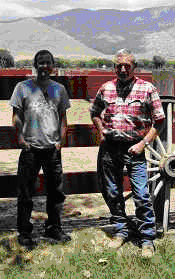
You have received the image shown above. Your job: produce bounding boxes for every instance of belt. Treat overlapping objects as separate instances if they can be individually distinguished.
[104,133,140,145]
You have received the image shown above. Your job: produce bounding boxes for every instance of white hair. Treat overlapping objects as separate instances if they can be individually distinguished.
[113,48,136,65]
[116,48,132,56]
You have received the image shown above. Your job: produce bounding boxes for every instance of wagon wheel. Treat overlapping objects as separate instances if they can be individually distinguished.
[146,99,175,233]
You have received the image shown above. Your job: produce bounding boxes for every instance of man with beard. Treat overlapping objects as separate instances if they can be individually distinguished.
[10,50,71,247]
[90,49,165,258]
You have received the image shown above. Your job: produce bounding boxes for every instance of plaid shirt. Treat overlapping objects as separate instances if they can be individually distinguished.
[90,77,165,142]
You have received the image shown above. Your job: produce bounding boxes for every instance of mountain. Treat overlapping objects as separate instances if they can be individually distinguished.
[0,17,106,61]
[1,7,175,61]
[38,7,175,59]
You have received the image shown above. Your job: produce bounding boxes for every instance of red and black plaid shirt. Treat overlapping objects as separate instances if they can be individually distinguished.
[90,77,165,142]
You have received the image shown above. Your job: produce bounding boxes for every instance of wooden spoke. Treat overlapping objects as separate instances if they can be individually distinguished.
[146,158,160,165]
[153,180,164,198]
[147,167,160,172]
[146,145,162,160]
[148,173,161,182]
[155,136,166,156]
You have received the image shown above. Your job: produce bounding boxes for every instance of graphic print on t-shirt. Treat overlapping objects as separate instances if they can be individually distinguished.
[24,89,60,147]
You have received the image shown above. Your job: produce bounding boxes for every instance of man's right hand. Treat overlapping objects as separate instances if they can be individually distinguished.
[92,117,105,145]
[18,136,30,150]
[96,132,105,145]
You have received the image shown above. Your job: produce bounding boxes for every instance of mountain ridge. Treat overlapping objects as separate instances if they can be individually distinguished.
[0,17,106,61]
[1,7,175,60]
[38,7,175,59]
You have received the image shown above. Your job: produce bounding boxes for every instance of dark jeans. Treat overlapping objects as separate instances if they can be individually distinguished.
[17,146,65,234]
[97,140,156,245]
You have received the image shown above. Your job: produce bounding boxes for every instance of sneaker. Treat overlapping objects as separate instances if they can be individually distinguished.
[18,232,37,248]
[44,225,71,243]
[108,236,124,250]
[141,245,155,258]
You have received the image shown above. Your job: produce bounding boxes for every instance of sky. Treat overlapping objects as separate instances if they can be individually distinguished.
[0,0,175,20]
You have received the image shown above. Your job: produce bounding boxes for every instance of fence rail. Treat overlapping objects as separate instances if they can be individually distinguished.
[0,70,175,200]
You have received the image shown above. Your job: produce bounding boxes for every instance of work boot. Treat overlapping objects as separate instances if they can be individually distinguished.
[141,242,155,258]
[108,236,125,249]
[46,201,64,227]
[17,200,33,235]
[18,232,37,249]
[44,224,71,243]
[45,201,71,242]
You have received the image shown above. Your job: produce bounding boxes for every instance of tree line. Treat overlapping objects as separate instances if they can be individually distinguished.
[0,49,175,70]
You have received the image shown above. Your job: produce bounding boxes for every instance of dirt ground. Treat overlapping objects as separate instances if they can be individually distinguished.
[0,190,175,234]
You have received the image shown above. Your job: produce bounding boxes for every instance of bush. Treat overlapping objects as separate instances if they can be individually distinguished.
[0,49,15,68]
[152,55,166,69]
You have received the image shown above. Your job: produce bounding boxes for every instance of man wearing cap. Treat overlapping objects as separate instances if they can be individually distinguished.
[90,49,165,258]
[10,50,71,247]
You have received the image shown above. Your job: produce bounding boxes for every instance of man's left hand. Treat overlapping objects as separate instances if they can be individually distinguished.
[55,142,61,151]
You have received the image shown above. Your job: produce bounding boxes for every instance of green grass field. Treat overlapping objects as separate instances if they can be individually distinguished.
[0,228,175,279]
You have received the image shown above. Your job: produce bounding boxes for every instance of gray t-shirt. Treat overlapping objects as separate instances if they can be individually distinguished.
[9,79,70,148]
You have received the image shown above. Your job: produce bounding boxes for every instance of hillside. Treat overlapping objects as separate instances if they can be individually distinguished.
[38,7,175,59]
[0,17,106,61]
[1,7,175,60]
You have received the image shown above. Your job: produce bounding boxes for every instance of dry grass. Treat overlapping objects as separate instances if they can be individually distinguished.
[0,227,175,278]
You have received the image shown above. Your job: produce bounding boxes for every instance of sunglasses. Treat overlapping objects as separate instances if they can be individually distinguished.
[115,64,132,70]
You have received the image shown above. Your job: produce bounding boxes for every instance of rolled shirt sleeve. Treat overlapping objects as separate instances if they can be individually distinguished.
[59,85,71,113]
[9,82,24,111]
[90,88,106,119]
[148,84,165,122]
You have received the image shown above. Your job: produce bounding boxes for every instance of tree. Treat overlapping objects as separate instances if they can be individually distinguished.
[55,57,71,68]
[85,59,97,68]
[152,55,166,69]
[0,49,14,68]
[137,59,145,69]
[15,59,32,68]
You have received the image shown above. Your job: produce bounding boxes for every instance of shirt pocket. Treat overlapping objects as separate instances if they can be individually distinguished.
[128,100,145,115]
[103,101,116,123]
[105,101,116,115]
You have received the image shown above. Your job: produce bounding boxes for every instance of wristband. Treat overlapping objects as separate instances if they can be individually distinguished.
[143,139,149,147]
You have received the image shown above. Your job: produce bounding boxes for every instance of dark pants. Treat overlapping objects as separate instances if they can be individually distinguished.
[97,140,156,245]
[17,146,65,234]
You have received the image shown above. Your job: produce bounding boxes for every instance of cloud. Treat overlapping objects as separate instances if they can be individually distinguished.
[0,2,48,18]
[0,0,74,18]
[0,0,175,18]
[53,0,175,11]
[53,0,129,11]
[128,0,175,10]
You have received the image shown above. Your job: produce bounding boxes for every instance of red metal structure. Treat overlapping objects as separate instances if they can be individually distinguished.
[0,68,174,233]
